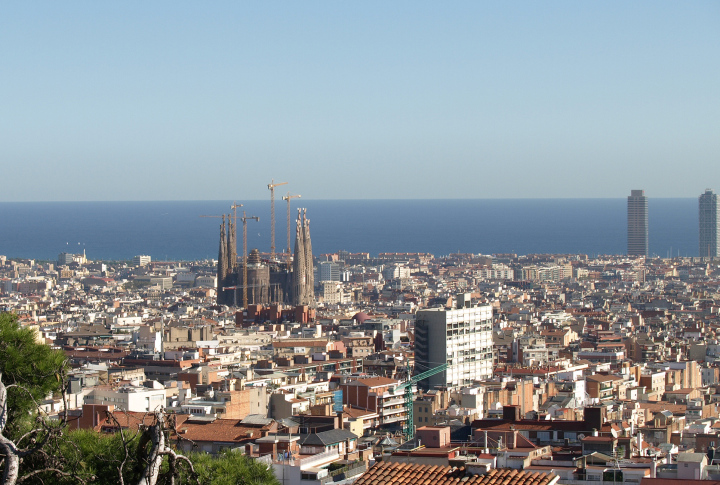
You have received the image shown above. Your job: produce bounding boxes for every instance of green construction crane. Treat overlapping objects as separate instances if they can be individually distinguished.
[391,363,448,439]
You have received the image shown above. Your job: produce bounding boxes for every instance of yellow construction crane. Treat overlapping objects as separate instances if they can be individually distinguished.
[282,192,301,267]
[267,179,288,261]
[240,211,260,308]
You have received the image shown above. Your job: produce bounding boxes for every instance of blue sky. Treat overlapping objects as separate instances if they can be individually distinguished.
[1,2,718,201]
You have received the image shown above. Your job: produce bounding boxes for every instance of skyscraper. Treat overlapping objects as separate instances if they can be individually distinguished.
[627,189,648,257]
[699,189,719,258]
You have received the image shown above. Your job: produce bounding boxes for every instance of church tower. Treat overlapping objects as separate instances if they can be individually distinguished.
[217,215,227,305]
[292,208,315,306]
[227,214,237,272]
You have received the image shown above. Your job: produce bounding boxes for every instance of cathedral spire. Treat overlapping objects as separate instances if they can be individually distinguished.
[217,215,227,305]
[292,209,305,306]
[303,210,314,306]
[227,213,237,273]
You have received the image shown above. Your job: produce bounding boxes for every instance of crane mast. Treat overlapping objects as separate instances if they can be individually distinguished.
[267,179,288,261]
[282,192,301,267]
[391,363,448,439]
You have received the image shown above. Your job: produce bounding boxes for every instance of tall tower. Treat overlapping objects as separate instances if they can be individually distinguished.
[699,189,719,258]
[217,215,227,304]
[627,189,648,257]
[302,209,314,304]
[292,209,315,306]
[292,209,306,305]
[227,213,237,272]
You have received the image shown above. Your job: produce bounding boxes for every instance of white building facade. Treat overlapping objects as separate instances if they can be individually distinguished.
[414,294,493,390]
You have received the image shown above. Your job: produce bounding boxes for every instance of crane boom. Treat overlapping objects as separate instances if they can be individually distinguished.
[390,363,448,439]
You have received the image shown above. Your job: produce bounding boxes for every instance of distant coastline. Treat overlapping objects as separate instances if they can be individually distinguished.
[0,198,699,261]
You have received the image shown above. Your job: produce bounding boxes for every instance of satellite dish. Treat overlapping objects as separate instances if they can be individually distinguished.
[578,434,586,440]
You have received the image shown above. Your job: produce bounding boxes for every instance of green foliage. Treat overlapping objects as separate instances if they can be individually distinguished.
[64,429,143,484]
[0,312,67,436]
[60,430,280,485]
[179,451,280,485]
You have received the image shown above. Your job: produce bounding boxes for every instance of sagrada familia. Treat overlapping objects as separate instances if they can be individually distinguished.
[215,208,314,308]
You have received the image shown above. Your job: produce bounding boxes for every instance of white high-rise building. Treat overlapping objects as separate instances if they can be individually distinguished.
[699,189,719,258]
[414,294,493,390]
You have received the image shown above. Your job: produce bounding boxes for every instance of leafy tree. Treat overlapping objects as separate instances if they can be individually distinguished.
[0,312,67,434]
[0,312,75,484]
[178,451,279,485]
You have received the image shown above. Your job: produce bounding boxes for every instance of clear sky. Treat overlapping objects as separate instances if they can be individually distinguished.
[1,2,718,201]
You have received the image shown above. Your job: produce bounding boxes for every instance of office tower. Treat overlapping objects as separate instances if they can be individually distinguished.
[414,294,493,390]
[699,189,720,258]
[627,189,648,256]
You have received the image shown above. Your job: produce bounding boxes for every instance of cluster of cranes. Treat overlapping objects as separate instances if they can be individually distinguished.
[201,179,301,308]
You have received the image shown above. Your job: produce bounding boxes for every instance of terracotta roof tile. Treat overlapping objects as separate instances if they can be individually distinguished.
[354,462,557,485]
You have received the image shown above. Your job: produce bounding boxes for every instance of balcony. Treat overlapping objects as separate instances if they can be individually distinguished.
[381,398,405,407]
[382,407,407,416]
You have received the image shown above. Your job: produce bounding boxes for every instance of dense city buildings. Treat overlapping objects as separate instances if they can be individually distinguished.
[9,228,720,484]
[628,189,648,256]
[699,189,719,258]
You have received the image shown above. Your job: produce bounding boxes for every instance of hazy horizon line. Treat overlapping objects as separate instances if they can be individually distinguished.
[0,196,703,204]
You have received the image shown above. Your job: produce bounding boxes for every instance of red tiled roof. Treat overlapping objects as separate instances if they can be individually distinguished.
[354,462,558,485]
[349,376,399,388]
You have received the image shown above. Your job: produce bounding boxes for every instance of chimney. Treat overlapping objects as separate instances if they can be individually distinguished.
[650,457,657,478]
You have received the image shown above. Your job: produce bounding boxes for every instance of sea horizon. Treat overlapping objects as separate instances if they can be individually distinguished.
[0,198,700,261]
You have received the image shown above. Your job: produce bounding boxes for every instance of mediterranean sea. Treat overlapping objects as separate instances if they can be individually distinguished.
[0,199,699,261]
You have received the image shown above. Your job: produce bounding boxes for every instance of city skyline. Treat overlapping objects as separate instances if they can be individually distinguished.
[2,2,719,202]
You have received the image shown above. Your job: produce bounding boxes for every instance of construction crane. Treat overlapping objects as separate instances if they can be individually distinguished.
[267,179,288,261]
[390,363,448,439]
[240,211,260,308]
[230,201,243,267]
[281,192,301,267]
